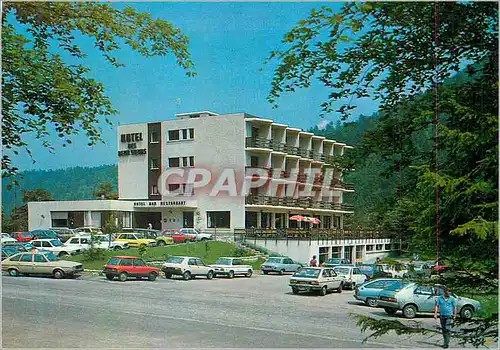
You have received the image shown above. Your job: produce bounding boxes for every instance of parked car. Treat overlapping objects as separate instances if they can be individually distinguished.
[155,235,175,246]
[323,258,352,268]
[160,231,195,244]
[261,257,303,275]
[162,256,215,280]
[65,235,129,250]
[353,278,404,307]
[121,228,160,239]
[74,227,103,235]
[30,229,59,240]
[102,256,160,281]
[51,228,76,242]
[2,242,32,253]
[210,257,253,278]
[2,247,19,260]
[113,233,157,248]
[1,233,17,244]
[178,228,213,241]
[333,266,367,290]
[10,231,34,242]
[289,267,345,296]
[408,262,433,278]
[377,283,481,319]
[31,239,81,256]
[358,264,392,280]
[2,251,83,279]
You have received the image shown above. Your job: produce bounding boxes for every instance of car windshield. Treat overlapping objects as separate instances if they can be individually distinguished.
[359,265,373,271]
[334,267,351,275]
[134,234,146,239]
[50,240,62,246]
[107,257,121,265]
[215,258,232,265]
[45,253,59,261]
[95,236,109,242]
[293,268,320,278]
[326,258,342,264]
[266,258,282,264]
[167,257,184,264]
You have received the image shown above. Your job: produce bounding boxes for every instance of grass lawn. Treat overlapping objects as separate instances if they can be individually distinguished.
[63,241,266,270]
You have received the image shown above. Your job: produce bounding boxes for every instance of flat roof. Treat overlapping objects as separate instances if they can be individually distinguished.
[175,111,219,117]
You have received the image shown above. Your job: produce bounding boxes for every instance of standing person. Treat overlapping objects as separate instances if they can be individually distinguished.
[310,255,318,267]
[147,223,153,230]
[434,288,457,348]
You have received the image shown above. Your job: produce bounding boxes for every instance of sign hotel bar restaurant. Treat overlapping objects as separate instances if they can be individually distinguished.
[119,132,147,156]
[134,201,187,207]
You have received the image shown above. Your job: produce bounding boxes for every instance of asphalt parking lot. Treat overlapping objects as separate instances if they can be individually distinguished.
[2,272,464,348]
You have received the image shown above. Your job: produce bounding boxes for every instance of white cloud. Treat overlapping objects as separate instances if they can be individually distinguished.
[317,120,329,130]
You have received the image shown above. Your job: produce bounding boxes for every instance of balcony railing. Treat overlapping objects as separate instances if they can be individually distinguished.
[246,137,272,149]
[284,145,300,156]
[271,141,286,152]
[234,228,394,240]
[298,148,310,158]
[245,166,273,177]
[311,152,326,162]
[245,195,354,211]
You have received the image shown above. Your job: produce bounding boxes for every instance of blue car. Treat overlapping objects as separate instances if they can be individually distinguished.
[323,258,352,268]
[261,257,303,275]
[30,229,59,240]
[354,278,403,307]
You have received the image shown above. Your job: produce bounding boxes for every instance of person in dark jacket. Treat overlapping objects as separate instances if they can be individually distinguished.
[310,255,318,267]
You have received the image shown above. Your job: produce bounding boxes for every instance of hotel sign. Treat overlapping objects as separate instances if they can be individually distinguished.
[119,132,146,157]
[134,201,187,207]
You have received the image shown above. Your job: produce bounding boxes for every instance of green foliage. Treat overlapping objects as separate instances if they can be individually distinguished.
[137,244,148,257]
[92,182,118,200]
[2,3,195,176]
[82,248,106,262]
[267,2,497,119]
[2,188,53,232]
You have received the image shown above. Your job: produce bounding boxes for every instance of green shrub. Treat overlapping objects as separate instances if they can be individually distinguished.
[138,244,148,257]
[83,248,106,262]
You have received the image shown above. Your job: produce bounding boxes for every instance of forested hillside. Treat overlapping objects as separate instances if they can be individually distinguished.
[2,165,117,216]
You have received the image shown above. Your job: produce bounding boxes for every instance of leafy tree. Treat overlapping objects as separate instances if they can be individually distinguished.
[93,182,118,200]
[267,2,497,118]
[2,3,195,176]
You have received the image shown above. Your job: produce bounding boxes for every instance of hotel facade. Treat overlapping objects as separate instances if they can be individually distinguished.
[28,111,395,263]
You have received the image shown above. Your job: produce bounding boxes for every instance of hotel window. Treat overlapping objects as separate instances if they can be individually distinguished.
[168,130,180,141]
[122,212,132,228]
[150,158,159,169]
[168,157,180,167]
[151,185,159,195]
[150,131,159,143]
[189,156,195,166]
[168,183,194,195]
[207,211,231,228]
[366,245,374,251]
[182,129,188,140]
[385,244,391,251]
[189,128,194,139]
[376,244,383,251]
[182,156,195,167]
[168,184,180,192]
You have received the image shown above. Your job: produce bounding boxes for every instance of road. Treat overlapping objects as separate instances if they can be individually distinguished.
[2,273,460,348]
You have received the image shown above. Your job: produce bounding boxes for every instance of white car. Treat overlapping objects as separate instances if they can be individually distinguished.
[210,257,253,278]
[333,266,367,290]
[179,228,213,241]
[289,267,345,296]
[74,227,103,235]
[64,235,128,250]
[31,239,81,256]
[1,233,16,244]
[161,256,215,280]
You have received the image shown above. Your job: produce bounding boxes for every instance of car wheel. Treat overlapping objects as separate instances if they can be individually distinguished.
[366,298,378,307]
[262,271,269,275]
[105,274,114,281]
[245,269,253,278]
[113,246,122,250]
[8,269,19,277]
[201,238,207,241]
[165,273,172,279]
[207,270,214,280]
[228,270,235,279]
[292,287,299,295]
[384,307,398,315]
[148,272,158,281]
[53,269,65,279]
[157,240,165,246]
[402,304,417,319]
[184,239,189,243]
[351,283,356,290]
[183,271,191,281]
[460,305,474,320]
[336,282,343,293]
[319,286,328,296]
[59,251,68,257]
[279,269,285,275]
[118,272,128,282]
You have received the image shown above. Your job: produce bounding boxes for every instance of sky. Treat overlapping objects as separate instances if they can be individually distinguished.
[9,2,380,172]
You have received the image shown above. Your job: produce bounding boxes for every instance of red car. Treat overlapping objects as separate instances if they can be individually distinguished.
[160,230,195,244]
[102,256,160,282]
[11,232,34,242]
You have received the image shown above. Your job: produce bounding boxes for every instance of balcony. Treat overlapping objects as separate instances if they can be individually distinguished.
[311,152,326,162]
[297,174,307,183]
[284,145,300,156]
[271,140,286,152]
[245,166,273,178]
[245,195,354,212]
[246,137,271,149]
[298,148,310,158]
[330,179,355,191]
[280,170,291,178]
[234,228,392,240]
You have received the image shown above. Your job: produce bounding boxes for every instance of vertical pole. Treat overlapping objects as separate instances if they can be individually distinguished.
[433,1,440,276]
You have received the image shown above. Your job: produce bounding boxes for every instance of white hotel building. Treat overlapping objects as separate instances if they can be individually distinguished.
[28,111,394,263]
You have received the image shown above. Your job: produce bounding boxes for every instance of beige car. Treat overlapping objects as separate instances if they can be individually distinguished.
[2,252,84,279]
